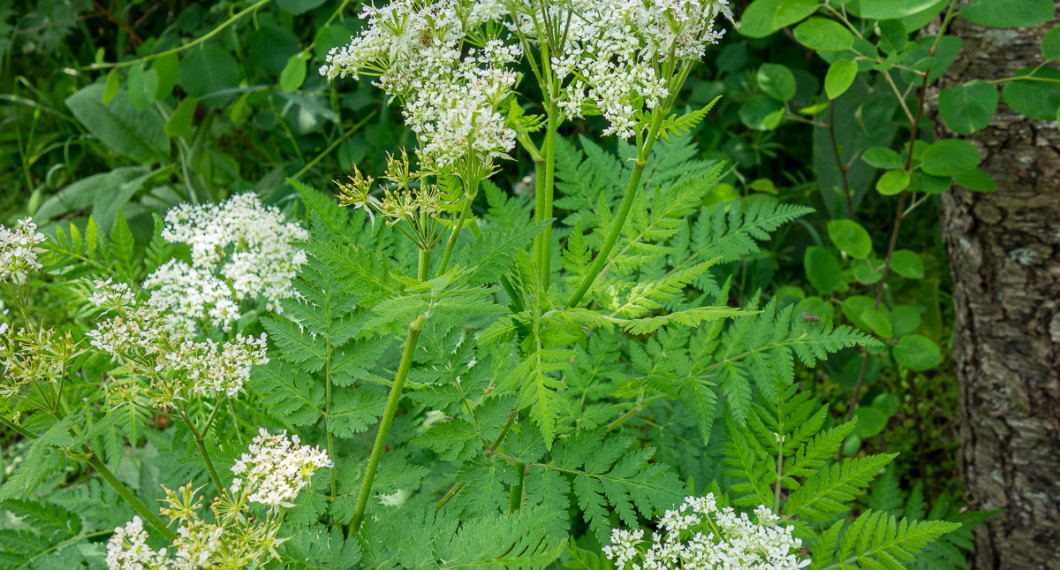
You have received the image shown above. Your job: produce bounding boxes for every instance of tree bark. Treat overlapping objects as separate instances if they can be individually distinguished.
[938,5,1060,569]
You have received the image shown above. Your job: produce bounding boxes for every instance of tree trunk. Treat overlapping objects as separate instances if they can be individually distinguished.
[938,5,1060,569]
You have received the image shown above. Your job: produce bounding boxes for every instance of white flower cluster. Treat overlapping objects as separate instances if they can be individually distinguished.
[230,429,333,507]
[0,218,47,284]
[88,279,269,403]
[320,0,518,171]
[475,0,732,138]
[105,516,170,570]
[146,193,308,334]
[603,493,811,570]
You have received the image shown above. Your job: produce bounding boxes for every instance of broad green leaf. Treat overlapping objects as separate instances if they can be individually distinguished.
[794,18,854,51]
[314,24,354,61]
[853,0,943,19]
[277,0,327,13]
[165,97,197,138]
[872,392,901,418]
[1043,27,1060,60]
[280,53,308,93]
[854,262,883,284]
[825,59,857,99]
[740,0,784,38]
[859,308,893,338]
[739,97,785,130]
[862,147,903,169]
[179,46,240,103]
[887,305,922,337]
[921,139,980,177]
[805,246,842,295]
[773,0,818,29]
[1002,67,1060,121]
[903,36,962,83]
[853,407,888,438]
[877,20,908,54]
[889,250,924,279]
[757,63,797,101]
[955,168,997,192]
[876,170,910,196]
[893,334,942,371]
[66,84,169,163]
[939,81,999,135]
[828,219,872,259]
[34,167,147,223]
[103,70,119,105]
[152,52,179,100]
[911,171,951,195]
[960,0,1054,28]
[127,65,159,111]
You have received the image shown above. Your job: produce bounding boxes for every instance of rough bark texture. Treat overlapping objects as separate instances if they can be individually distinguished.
[938,4,1060,569]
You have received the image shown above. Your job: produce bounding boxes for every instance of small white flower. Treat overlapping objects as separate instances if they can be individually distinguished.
[0,218,47,284]
[230,429,333,507]
[604,493,811,570]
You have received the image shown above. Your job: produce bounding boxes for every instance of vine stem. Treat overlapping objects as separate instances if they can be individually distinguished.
[86,0,273,70]
[86,454,177,541]
[567,108,668,307]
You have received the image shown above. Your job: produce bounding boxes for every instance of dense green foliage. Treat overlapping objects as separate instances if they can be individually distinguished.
[2,0,1056,568]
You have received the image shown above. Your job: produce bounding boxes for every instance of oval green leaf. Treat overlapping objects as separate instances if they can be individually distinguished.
[828,219,873,259]
[740,0,783,38]
[1043,27,1060,60]
[825,59,858,99]
[921,139,980,177]
[893,334,942,371]
[954,168,997,192]
[939,81,999,135]
[179,46,240,103]
[280,53,308,93]
[863,147,903,169]
[876,170,911,195]
[774,0,819,29]
[860,308,893,339]
[890,250,924,279]
[960,0,1054,28]
[740,96,786,130]
[794,18,854,51]
[758,63,798,101]
[1002,67,1060,121]
[103,69,120,105]
[805,246,843,295]
[854,407,889,438]
[854,0,943,19]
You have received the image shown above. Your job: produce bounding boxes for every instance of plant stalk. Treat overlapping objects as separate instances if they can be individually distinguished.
[87,454,177,541]
[567,109,668,307]
[348,313,426,536]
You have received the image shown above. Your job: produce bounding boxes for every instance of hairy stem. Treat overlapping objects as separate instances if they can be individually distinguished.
[348,313,426,536]
[434,482,465,512]
[86,454,177,541]
[567,109,668,307]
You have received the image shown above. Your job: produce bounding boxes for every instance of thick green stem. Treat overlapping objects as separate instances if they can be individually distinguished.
[348,314,426,536]
[87,454,177,541]
[533,157,547,277]
[567,109,668,307]
[539,105,559,288]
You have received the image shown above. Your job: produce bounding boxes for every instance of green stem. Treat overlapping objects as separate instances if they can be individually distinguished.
[567,109,668,307]
[193,436,225,495]
[0,416,37,439]
[347,314,425,536]
[86,454,177,541]
[539,104,559,288]
[434,482,465,512]
[509,465,527,512]
[533,157,546,277]
[438,182,477,275]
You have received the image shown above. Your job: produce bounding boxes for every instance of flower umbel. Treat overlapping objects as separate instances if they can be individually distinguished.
[229,428,333,508]
[603,493,811,570]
